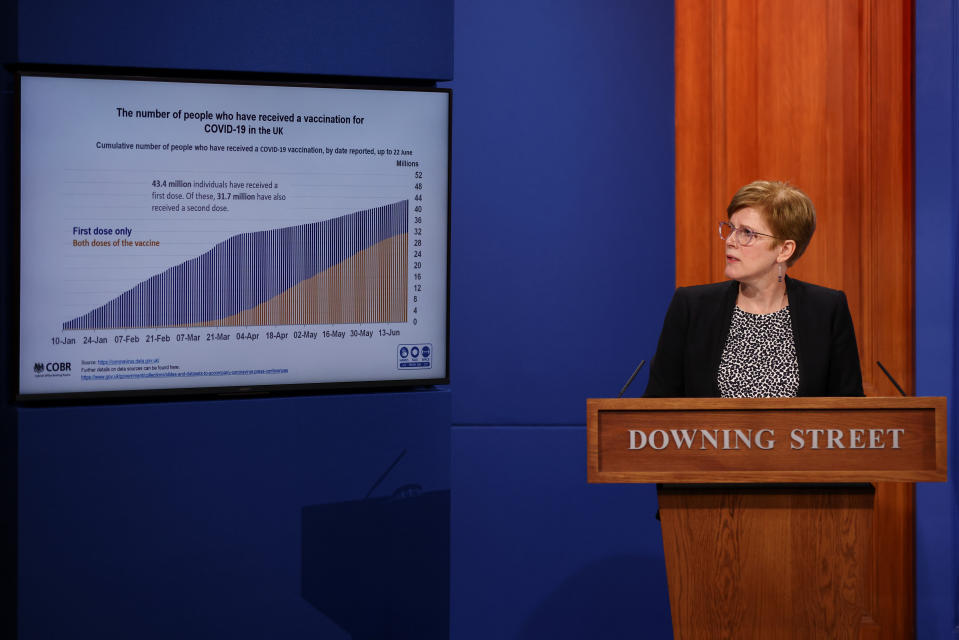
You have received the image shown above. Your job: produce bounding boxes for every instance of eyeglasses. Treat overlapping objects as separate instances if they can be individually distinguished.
[718,221,780,247]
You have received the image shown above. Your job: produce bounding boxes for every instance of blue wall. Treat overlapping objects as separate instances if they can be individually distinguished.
[17,0,453,80]
[447,0,675,425]
[452,427,671,638]
[19,392,451,639]
[5,2,455,639]
[445,1,675,638]
[915,0,959,637]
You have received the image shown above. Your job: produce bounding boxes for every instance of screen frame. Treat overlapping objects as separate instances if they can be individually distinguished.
[14,65,451,405]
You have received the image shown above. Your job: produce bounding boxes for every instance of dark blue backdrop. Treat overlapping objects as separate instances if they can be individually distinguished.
[915,0,959,636]
[19,392,451,639]
[444,1,675,637]
[6,2,458,639]
[16,0,454,79]
[3,0,957,638]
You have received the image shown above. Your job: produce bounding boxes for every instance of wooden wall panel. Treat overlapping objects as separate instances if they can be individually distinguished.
[676,0,913,397]
[675,1,915,638]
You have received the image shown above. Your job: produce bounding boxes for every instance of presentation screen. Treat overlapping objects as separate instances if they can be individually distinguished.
[18,72,450,400]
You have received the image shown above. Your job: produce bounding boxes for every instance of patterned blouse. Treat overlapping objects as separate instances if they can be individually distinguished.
[717,306,800,398]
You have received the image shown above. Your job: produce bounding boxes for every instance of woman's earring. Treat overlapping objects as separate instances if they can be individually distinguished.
[778,264,784,283]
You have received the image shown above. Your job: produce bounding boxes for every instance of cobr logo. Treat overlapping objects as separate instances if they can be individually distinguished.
[35,362,72,374]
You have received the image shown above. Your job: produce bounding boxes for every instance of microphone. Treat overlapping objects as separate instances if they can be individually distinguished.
[876,360,907,397]
[617,359,647,398]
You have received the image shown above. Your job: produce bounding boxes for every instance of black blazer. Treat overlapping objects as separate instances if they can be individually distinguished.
[643,276,864,398]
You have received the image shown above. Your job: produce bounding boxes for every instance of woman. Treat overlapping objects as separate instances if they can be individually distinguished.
[643,180,864,398]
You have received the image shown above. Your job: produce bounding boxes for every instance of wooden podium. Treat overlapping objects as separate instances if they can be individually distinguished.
[587,397,947,640]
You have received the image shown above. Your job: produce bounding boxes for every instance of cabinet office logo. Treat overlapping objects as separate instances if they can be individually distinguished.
[33,361,73,377]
